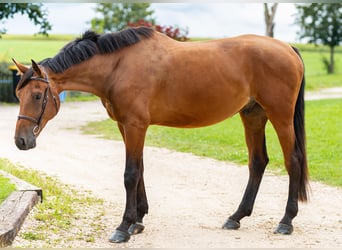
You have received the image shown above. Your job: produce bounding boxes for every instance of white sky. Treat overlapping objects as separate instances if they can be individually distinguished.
[3,3,300,42]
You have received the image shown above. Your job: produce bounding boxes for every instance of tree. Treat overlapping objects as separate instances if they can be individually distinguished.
[90,3,155,33]
[295,3,342,74]
[264,3,278,37]
[0,3,51,36]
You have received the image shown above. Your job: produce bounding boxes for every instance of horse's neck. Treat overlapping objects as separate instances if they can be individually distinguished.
[49,56,114,98]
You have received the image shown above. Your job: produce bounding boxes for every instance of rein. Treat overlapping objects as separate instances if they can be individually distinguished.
[17,68,59,135]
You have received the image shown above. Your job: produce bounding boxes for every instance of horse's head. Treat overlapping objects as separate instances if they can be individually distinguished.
[13,59,60,150]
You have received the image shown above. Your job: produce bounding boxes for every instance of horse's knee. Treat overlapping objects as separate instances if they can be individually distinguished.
[124,168,141,190]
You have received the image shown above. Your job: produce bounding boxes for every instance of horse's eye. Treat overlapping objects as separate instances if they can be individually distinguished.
[35,94,42,100]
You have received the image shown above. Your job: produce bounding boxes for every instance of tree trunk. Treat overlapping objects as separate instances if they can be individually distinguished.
[329,45,335,74]
[264,3,278,37]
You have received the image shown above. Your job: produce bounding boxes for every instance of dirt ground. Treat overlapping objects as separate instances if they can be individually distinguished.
[0,89,341,248]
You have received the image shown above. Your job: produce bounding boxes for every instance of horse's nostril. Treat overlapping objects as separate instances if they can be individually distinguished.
[15,137,26,150]
[20,138,26,147]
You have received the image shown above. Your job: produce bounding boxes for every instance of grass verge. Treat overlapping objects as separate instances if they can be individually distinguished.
[0,158,107,247]
[82,99,342,187]
[0,171,16,204]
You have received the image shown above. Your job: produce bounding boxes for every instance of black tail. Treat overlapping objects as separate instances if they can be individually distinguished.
[292,46,309,202]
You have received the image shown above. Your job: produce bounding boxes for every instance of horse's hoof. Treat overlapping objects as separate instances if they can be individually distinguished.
[128,222,145,235]
[222,218,240,230]
[274,223,293,235]
[108,230,130,243]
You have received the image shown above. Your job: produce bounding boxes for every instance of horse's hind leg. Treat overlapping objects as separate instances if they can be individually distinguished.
[267,113,307,235]
[223,101,269,230]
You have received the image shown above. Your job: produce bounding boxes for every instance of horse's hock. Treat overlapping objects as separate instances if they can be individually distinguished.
[0,170,42,247]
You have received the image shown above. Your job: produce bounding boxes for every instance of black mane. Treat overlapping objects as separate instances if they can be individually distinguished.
[43,27,154,73]
[16,27,153,90]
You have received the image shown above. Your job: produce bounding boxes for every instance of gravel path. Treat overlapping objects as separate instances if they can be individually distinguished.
[0,88,341,247]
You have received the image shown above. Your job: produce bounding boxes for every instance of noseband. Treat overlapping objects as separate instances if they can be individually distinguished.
[17,68,59,135]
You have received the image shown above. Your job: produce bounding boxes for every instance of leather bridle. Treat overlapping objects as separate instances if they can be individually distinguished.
[17,68,59,135]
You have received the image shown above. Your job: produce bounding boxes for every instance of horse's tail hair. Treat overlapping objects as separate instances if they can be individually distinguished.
[292,46,309,202]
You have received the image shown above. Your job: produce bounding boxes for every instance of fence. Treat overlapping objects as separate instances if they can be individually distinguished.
[0,72,11,83]
[0,71,18,103]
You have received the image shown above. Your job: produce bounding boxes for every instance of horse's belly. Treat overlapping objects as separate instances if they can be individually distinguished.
[151,93,248,128]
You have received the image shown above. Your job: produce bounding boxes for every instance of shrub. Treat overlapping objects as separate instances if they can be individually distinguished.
[127,19,189,41]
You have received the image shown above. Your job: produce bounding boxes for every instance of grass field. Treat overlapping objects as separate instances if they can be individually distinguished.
[299,50,342,90]
[0,34,341,90]
[0,34,74,63]
[0,171,16,204]
[82,98,342,187]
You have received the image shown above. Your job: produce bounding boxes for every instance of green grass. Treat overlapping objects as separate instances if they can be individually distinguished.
[0,34,75,64]
[300,50,342,90]
[0,172,16,204]
[0,158,105,247]
[82,99,342,187]
[292,42,342,53]
[2,34,76,41]
[65,91,99,102]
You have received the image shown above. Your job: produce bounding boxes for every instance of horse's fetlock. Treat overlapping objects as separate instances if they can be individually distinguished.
[123,215,137,225]
[244,208,253,217]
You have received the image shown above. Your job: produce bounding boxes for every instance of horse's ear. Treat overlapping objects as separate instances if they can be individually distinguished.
[12,58,28,75]
[31,59,42,76]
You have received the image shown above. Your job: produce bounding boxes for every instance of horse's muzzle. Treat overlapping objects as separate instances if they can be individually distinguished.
[15,135,36,150]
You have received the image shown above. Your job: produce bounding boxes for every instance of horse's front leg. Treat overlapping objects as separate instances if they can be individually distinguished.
[109,124,147,243]
[128,161,148,235]
[116,123,148,236]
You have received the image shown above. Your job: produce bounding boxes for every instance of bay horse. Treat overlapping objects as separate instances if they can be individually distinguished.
[13,27,309,243]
